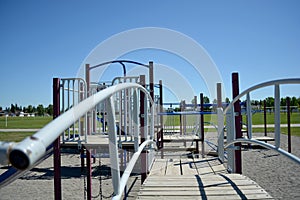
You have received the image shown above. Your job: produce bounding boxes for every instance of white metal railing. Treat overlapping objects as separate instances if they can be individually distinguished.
[218,78,300,172]
[0,83,156,198]
[60,78,87,143]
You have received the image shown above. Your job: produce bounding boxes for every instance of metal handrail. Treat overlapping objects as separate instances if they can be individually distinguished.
[4,82,153,170]
[219,78,300,170]
[112,139,156,200]
[224,78,300,114]
[225,138,300,165]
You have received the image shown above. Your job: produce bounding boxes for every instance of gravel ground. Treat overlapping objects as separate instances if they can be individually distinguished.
[0,133,299,199]
[242,133,300,200]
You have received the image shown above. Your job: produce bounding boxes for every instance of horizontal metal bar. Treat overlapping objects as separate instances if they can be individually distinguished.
[158,111,217,115]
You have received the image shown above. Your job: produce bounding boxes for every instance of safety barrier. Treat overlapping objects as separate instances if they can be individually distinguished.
[60,78,87,143]
[0,82,156,200]
[218,78,300,172]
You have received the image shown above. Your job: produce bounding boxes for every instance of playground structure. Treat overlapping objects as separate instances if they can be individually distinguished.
[0,60,300,199]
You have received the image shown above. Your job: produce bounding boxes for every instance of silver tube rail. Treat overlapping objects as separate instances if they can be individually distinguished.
[225,138,300,165]
[112,140,156,200]
[220,78,300,170]
[2,83,152,170]
[224,78,300,114]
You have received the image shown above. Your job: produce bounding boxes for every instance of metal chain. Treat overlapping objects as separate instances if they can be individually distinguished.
[82,157,114,199]
[98,157,114,199]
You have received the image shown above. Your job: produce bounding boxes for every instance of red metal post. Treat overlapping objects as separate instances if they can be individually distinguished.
[140,75,147,183]
[287,97,291,153]
[85,64,92,200]
[86,149,92,200]
[232,73,242,174]
[53,78,62,200]
[85,64,91,135]
[200,93,204,157]
[149,61,154,101]
[159,80,164,149]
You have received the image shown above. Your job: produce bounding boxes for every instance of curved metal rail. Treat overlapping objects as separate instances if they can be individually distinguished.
[0,83,153,170]
[223,78,300,114]
[218,78,300,171]
[112,140,156,200]
[225,138,300,165]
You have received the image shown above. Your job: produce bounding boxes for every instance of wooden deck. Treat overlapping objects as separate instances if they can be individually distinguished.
[137,156,274,199]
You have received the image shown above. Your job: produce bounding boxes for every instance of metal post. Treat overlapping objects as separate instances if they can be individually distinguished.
[85,64,91,135]
[217,83,222,108]
[216,83,224,162]
[86,149,92,200]
[264,100,267,137]
[180,101,183,136]
[232,72,242,174]
[274,84,280,148]
[149,61,154,101]
[194,96,197,110]
[85,64,92,200]
[140,75,147,183]
[226,105,235,173]
[159,80,164,149]
[246,93,252,139]
[200,93,204,157]
[107,97,121,196]
[287,97,291,153]
[53,78,62,200]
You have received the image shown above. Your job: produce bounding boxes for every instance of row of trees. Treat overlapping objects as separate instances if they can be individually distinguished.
[251,96,300,107]
[197,96,300,108]
[0,104,53,116]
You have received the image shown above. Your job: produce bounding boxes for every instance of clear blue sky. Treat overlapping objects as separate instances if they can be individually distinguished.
[1,0,300,108]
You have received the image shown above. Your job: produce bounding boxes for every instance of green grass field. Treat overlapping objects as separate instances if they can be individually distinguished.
[163,112,300,126]
[163,112,300,136]
[0,116,52,129]
[0,112,299,142]
[0,116,52,142]
[0,132,35,142]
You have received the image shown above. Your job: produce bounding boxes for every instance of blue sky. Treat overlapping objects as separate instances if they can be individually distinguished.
[0,0,300,108]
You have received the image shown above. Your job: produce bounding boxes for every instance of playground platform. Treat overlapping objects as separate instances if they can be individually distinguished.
[137,154,274,200]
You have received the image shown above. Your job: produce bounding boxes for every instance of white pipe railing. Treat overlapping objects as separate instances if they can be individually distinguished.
[225,138,300,165]
[112,140,156,200]
[1,83,153,170]
[219,78,300,171]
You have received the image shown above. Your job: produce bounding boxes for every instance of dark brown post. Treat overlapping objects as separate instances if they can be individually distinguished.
[85,64,91,135]
[287,97,291,153]
[264,100,267,137]
[53,78,62,200]
[200,93,204,157]
[159,80,164,149]
[149,61,154,101]
[86,150,92,200]
[217,83,222,108]
[85,64,92,200]
[140,75,147,183]
[232,73,242,174]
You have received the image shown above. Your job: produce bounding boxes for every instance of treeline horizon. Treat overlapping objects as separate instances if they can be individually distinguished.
[0,104,53,116]
[1,96,300,115]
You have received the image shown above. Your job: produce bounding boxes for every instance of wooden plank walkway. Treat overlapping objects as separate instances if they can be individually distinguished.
[137,156,274,199]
